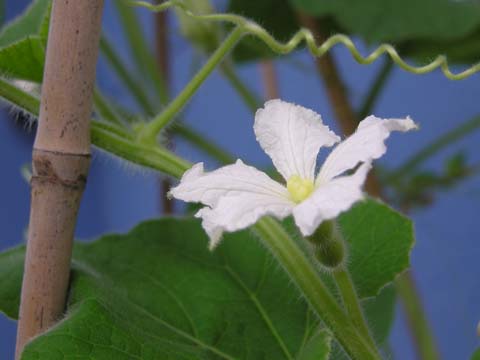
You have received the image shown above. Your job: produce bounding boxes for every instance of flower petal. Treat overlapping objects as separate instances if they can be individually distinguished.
[196,192,294,249]
[169,160,290,207]
[254,99,340,182]
[169,160,294,248]
[318,116,417,183]
[293,163,371,236]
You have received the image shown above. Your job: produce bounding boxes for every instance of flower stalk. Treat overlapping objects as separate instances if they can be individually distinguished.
[307,221,378,353]
[254,217,380,360]
[15,1,105,358]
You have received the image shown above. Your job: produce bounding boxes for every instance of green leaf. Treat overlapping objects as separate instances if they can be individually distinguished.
[338,199,414,298]
[297,329,331,360]
[0,218,330,360]
[0,0,50,47]
[288,0,480,43]
[0,36,45,81]
[471,348,480,360]
[0,0,52,82]
[288,0,480,64]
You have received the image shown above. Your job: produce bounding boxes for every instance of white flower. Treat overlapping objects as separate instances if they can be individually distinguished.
[170,100,417,249]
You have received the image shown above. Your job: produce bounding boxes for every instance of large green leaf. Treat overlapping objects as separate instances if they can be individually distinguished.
[338,199,414,298]
[0,218,331,360]
[227,0,480,64]
[0,0,51,82]
[288,0,480,64]
[289,0,480,43]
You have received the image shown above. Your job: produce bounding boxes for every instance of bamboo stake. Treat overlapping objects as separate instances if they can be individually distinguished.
[15,1,104,358]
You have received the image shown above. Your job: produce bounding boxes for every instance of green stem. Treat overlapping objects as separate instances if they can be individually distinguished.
[357,59,394,120]
[138,26,245,143]
[100,34,235,165]
[333,268,378,353]
[387,115,480,183]
[113,0,169,103]
[254,217,380,360]
[93,88,126,127]
[0,78,39,115]
[100,36,157,116]
[221,62,261,112]
[396,272,440,360]
[91,125,189,179]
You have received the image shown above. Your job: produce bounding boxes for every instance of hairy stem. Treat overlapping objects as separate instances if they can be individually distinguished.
[15,1,104,358]
[139,27,245,142]
[333,268,378,352]
[254,218,379,360]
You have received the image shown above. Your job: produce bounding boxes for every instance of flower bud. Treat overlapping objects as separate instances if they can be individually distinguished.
[307,220,346,269]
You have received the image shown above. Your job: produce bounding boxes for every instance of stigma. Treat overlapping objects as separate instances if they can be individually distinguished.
[287,175,314,203]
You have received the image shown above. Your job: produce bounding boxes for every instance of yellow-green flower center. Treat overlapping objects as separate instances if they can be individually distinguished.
[287,175,314,203]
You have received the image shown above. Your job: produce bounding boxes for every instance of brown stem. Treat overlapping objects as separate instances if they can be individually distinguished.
[15,1,104,358]
[260,60,280,100]
[155,2,174,214]
[297,12,439,359]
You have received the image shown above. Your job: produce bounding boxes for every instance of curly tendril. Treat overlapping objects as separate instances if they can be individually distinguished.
[131,0,480,80]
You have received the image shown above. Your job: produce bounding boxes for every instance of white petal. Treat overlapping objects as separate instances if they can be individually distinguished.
[318,116,417,183]
[169,160,294,247]
[254,99,340,182]
[293,163,371,236]
[196,192,293,249]
[169,160,290,207]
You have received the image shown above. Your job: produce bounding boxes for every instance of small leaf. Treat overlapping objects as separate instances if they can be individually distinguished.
[297,329,331,360]
[0,36,45,81]
[0,218,326,360]
[0,0,52,82]
[472,348,480,360]
[338,199,414,298]
[0,0,50,47]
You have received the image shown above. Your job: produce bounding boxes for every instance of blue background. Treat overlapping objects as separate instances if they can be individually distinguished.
[1,1,479,359]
